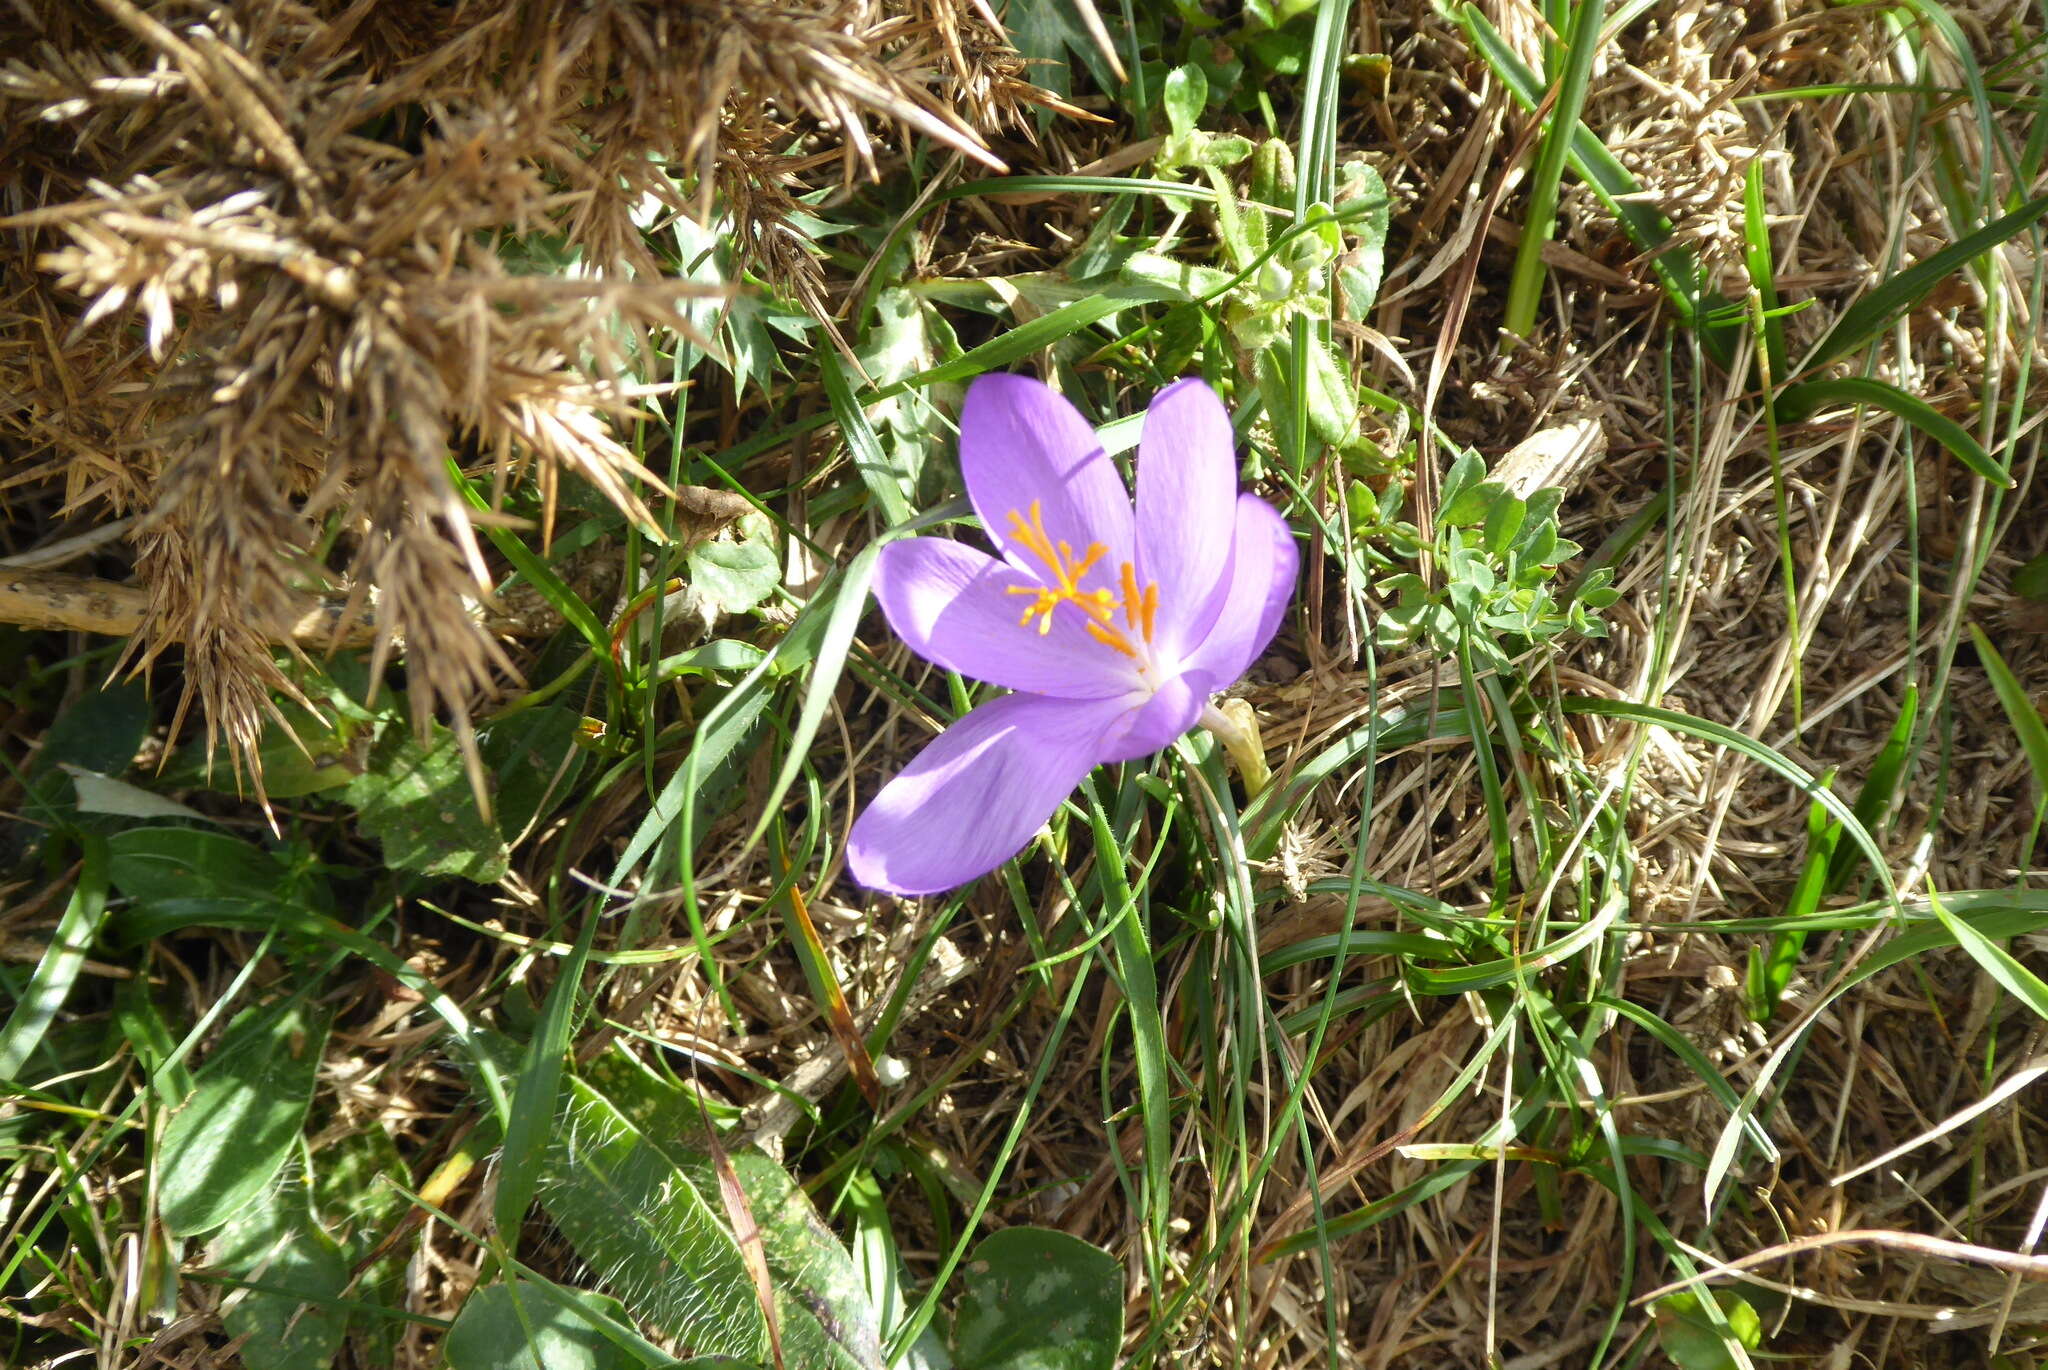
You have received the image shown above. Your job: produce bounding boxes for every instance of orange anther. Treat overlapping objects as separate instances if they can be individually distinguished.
[1003,503,1159,660]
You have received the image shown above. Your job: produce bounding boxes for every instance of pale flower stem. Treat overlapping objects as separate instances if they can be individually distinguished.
[1199,698,1271,798]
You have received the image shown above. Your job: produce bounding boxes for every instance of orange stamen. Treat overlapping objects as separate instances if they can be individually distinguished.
[1119,562,1142,629]
[1085,620,1138,658]
[1001,501,1160,660]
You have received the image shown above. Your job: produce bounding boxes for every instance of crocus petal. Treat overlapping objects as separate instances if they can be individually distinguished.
[1180,495,1298,686]
[874,538,1138,698]
[1134,378,1238,656]
[959,374,1135,588]
[848,692,1136,895]
[1096,669,1216,763]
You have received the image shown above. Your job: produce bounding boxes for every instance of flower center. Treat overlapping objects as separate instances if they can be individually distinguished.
[1002,500,1157,660]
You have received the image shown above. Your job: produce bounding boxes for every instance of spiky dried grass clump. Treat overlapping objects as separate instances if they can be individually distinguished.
[0,0,1031,782]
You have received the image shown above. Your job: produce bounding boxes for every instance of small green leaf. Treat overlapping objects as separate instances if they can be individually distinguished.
[1303,338,1357,446]
[219,1218,350,1370]
[18,681,151,829]
[583,1052,887,1370]
[1652,1290,1761,1369]
[852,289,961,508]
[1118,251,1235,302]
[109,827,292,907]
[344,727,508,883]
[1345,479,1378,527]
[158,1000,330,1238]
[1334,159,1390,319]
[1440,478,1503,529]
[480,705,587,840]
[445,1280,660,1370]
[1250,139,1296,208]
[1190,133,1254,168]
[1435,449,1484,524]
[541,1080,767,1362]
[1481,489,1527,555]
[950,1227,1123,1370]
[685,516,783,622]
[2016,553,2048,602]
[1161,65,1206,139]
[64,766,210,821]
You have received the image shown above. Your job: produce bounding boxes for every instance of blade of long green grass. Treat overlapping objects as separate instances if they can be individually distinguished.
[1591,996,1775,1154]
[448,462,613,654]
[1503,0,1607,341]
[1825,684,1920,893]
[1894,0,2002,216]
[1749,291,1804,727]
[1457,3,1734,366]
[1558,698,1899,914]
[1746,777,1840,1021]
[1928,885,2048,1024]
[1525,988,1631,1366]
[1742,159,1788,380]
[0,835,107,1081]
[493,906,597,1255]
[740,542,883,856]
[1081,781,1172,1282]
[883,931,1098,1363]
[1798,190,2048,373]
[821,353,914,525]
[1972,624,2048,793]
[1776,377,2013,487]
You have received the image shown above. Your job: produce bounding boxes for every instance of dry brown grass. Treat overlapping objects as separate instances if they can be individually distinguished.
[0,0,1034,794]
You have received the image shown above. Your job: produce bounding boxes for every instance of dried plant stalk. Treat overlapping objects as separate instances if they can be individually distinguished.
[0,0,1042,787]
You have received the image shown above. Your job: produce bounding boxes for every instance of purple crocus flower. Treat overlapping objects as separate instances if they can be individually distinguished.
[846,373,1298,896]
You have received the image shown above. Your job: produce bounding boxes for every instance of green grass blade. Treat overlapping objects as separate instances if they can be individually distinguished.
[1591,996,1774,1154]
[1457,3,1733,365]
[1798,190,2048,373]
[1928,886,2048,1024]
[740,543,882,856]
[0,834,108,1081]
[1747,779,1840,1020]
[1825,684,1920,893]
[1741,159,1787,380]
[450,463,613,653]
[1970,624,2048,809]
[1560,697,1896,914]
[1084,782,1172,1271]
[493,908,598,1255]
[1776,377,2013,488]
[1503,0,1608,340]
[609,658,776,887]
[822,354,914,526]
[880,283,1176,393]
